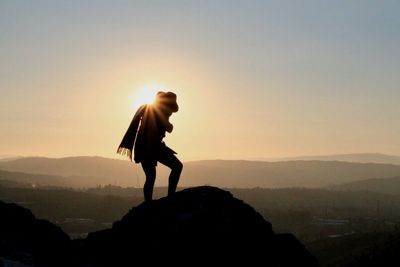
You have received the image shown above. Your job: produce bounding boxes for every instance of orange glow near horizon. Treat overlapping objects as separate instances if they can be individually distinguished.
[2,1,400,161]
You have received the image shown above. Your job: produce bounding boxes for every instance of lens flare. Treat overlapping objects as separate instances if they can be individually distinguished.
[131,84,163,109]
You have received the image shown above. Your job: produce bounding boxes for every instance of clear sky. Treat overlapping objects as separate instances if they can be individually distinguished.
[1,0,399,161]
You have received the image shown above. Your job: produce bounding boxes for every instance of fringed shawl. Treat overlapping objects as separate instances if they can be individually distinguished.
[117,105,147,161]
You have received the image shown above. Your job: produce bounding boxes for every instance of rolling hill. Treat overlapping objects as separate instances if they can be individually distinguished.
[261,153,400,165]
[3,157,400,188]
[0,169,67,187]
[0,156,137,187]
[184,160,400,188]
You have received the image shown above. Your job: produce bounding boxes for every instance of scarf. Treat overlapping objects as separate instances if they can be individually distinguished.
[117,105,147,161]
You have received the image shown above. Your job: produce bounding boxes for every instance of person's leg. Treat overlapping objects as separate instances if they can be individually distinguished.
[158,151,183,197]
[141,162,156,202]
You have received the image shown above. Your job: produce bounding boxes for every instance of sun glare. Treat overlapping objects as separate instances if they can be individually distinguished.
[131,84,163,109]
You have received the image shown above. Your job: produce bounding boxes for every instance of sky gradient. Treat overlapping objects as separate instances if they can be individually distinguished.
[1,1,400,161]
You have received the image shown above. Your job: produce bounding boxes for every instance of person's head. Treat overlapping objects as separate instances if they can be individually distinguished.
[155,91,179,113]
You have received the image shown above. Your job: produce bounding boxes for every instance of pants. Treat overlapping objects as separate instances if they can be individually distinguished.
[141,146,183,202]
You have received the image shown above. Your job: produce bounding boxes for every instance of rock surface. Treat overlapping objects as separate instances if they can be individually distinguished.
[83,186,318,266]
[0,200,70,266]
[1,186,319,266]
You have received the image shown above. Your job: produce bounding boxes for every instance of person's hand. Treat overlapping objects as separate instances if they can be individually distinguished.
[166,123,173,133]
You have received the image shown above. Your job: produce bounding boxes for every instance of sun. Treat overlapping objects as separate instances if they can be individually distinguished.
[131,84,163,109]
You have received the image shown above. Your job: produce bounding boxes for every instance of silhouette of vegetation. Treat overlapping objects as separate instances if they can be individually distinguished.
[308,230,400,267]
[329,176,400,195]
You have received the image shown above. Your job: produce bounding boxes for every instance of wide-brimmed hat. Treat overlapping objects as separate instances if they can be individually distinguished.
[156,91,179,112]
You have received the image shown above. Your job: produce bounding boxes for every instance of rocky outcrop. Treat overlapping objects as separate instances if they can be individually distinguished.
[82,186,318,266]
[0,201,70,266]
[1,186,318,266]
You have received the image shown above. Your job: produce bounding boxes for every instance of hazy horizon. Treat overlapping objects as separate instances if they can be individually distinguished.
[1,1,399,161]
[2,152,400,162]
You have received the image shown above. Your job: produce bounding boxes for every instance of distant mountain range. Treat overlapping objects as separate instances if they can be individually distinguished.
[184,160,400,188]
[3,156,400,188]
[253,153,400,165]
[0,156,137,187]
[0,155,23,162]
[0,169,67,187]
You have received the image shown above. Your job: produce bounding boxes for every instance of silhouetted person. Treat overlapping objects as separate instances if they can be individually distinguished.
[117,91,183,201]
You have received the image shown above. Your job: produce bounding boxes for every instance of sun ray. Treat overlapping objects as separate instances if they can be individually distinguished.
[131,84,163,109]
